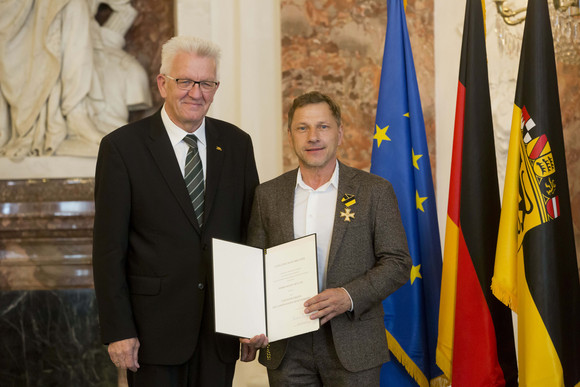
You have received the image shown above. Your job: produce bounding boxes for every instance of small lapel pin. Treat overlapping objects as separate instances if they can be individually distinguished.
[340,208,355,222]
[341,193,356,207]
[216,146,223,151]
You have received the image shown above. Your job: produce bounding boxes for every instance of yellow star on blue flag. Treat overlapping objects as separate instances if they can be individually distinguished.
[412,149,422,170]
[411,264,423,285]
[374,125,391,147]
[416,191,428,212]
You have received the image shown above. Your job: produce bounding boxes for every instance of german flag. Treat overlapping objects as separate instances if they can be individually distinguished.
[436,0,518,385]
[492,0,580,385]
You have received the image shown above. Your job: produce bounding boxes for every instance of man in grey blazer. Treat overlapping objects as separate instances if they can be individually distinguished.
[243,92,412,385]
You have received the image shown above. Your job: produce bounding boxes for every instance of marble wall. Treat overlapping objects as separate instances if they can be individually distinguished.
[123,0,175,117]
[557,62,580,260]
[0,179,112,386]
[0,289,117,386]
[0,179,94,290]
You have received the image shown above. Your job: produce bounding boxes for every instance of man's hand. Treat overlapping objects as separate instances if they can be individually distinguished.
[239,334,268,362]
[304,288,351,325]
[108,337,140,372]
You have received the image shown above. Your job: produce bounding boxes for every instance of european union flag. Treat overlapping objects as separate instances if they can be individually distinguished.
[370,0,445,386]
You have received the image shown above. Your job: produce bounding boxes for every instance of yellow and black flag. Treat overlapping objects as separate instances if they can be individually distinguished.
[492,0,580,385]
[437,0,517,385]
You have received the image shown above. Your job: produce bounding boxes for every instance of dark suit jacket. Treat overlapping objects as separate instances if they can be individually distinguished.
[247,162,411,372]
[92,110,259,365]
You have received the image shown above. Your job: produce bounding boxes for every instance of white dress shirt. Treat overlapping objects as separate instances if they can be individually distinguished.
[161,104,207,181]
[293,161,339,292]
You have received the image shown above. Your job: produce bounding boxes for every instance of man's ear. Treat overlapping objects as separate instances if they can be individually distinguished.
[156,74,168,98]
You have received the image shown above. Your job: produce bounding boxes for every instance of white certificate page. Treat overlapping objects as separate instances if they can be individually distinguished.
[213,239,266,339]
[264,234,320,342]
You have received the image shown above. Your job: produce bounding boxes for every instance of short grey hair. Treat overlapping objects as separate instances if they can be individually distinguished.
[160,36,221,79]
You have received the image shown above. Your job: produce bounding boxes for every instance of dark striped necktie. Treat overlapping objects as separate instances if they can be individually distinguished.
[183,134,204,226]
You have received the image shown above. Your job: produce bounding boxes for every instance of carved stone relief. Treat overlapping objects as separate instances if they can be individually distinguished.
[0,0,152,160]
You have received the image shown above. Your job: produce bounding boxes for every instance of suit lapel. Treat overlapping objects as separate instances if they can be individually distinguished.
[278,169,299,242]
[146,111,201,233]
[328,162,357,269]
[203,118,225,226]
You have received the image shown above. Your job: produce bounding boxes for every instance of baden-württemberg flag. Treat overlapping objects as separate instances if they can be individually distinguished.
[492,0,580,385]
[371,0,445,385]
[436,0,518,385]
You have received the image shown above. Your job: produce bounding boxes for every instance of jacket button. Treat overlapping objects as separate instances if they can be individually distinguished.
[198,283,204,290]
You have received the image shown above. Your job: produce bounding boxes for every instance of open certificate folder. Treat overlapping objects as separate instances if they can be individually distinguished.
[212,234,320,342]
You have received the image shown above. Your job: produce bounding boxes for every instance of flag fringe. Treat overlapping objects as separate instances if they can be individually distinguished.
[386,330,449,387]
[491,277,518,312]
[430,374,451,387]
[435,348,452,384]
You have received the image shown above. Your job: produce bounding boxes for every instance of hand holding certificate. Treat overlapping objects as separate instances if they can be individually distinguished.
[212,234,320,342]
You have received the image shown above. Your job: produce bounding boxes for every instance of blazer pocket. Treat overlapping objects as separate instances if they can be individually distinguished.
[128,275,162,296]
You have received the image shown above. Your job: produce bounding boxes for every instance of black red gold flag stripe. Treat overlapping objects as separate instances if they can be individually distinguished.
[437,0,518,385]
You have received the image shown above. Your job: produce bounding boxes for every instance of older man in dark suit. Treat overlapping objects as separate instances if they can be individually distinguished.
[243,92,412,386]
[92,36,259,386]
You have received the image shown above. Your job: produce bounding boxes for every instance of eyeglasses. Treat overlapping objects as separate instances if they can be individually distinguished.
[164,75,219,92]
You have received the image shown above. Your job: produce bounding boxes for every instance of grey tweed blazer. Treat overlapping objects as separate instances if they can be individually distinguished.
[247,161,412,372]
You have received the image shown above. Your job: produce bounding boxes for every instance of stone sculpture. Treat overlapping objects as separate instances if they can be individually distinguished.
[0,0,152,159]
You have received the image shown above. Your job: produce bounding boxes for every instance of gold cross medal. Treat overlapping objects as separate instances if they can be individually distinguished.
[340,207,355,222]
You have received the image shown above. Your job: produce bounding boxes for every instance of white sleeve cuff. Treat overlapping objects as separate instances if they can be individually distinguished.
[340,287,354,312]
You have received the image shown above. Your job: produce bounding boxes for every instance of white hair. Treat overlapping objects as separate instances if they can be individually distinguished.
[159,36,221,79]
